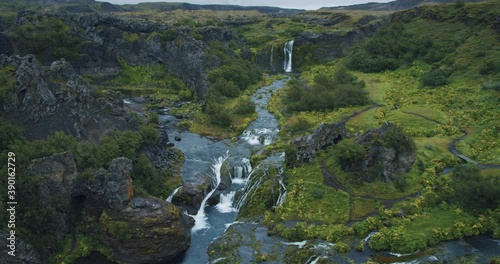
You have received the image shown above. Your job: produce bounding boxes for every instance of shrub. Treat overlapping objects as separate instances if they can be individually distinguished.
[284,68,368,112]
[285,116,311,134]
[211,79,240,98]
[446,164,500,213]
[420,69,449,87]
[380,124,416,153]
[234,97,256,115]
[479,60,498,75]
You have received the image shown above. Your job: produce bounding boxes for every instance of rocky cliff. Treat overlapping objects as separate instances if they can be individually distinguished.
[100,197,192,264]
[0,55,135,141]
[4,11,241,99]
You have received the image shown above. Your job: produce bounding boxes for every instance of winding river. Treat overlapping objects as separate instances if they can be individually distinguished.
[161,78,288,264]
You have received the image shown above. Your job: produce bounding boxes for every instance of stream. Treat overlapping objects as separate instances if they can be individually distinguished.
[160,78,288,264]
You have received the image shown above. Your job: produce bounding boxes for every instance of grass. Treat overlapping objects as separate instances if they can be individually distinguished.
[352,197,381,220]
[278,162,351,224]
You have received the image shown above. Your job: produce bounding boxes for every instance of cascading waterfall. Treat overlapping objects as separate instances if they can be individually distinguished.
[283,40,294,73]
[166,186,182,203]
[276,167,287,206]
[231,158,252,184]
[215,191,237,213]
[270,44,274,70]
[191,151,229,232]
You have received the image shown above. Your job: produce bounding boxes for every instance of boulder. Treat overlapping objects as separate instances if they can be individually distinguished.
[172,182,210,215]
[99,197,191,264]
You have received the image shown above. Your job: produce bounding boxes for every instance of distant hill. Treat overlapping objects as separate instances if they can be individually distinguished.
[0,0,302,14]
[322,0,487,11]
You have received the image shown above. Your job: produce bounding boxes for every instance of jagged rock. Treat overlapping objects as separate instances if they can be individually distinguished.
[0,231,42,264]
[78,157,134,211]
[353,122,416,182]
[290,121,346,165]
[99,197,192,264]
[29,152,78,206]
[28,152,78,244]
[0,55,135,141]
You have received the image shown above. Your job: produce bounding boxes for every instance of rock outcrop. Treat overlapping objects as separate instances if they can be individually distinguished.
[0,231,42,264]
[172,182,210,214]
[6,11,241,99]
[353,122,416,182]
[290,121,347,165]
[28,152,78,246]
[99,197,192,264]
[78,157,134,211]
[0,55,135,141]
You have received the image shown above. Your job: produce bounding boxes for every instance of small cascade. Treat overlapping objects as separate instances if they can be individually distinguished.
[191,152,229,232]
[231,158,253,185]
[166,186,182,203]
[215,191,237,213]
[283,40,294,73]
[275,166,287,206]
[270,44,274,70]
[362,231,379,243]
[235,164,263,210]
[241,128,274,145]
[282,240,307,248]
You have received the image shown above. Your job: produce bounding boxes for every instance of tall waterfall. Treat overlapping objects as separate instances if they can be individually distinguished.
[283,40,294,73]
[191,152,229,232]
[166,186,181,203]
[270,44,274,71]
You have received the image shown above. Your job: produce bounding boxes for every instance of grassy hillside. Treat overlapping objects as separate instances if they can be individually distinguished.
[261,1,499,258]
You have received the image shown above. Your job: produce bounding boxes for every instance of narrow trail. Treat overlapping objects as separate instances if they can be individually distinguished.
[316,102,500,224]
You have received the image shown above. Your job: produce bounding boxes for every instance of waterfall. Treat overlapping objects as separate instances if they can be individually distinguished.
[270,44,274,71]
[216,191,237,213]
[362,231,379,243]
[276,167,287,206]
[166,186,181,203]
[231,158,252,185]
[283,40,294,73]
[191,151,229,232]
[235,164,263,210]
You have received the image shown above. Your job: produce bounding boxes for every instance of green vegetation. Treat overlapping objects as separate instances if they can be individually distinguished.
[283,67,369,112]
[10,16,86,62]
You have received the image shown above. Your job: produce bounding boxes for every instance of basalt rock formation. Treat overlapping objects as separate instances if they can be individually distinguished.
[290,121,347,165]
[0,55,135,141]
[0,230,42,264]
[5,11,241,99]
[99,197,192,264]
[353,122,416,182]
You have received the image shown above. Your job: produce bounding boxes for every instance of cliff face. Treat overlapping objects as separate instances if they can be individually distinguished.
[0,55,135,141]
[6,12,240,99]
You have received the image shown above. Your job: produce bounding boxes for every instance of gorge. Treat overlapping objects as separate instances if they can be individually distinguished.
[0,1,499,264]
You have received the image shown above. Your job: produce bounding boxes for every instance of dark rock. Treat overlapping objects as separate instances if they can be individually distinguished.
[290,121,346,165]
[28,152,78,244]
[100,197,191,264]
[353,122,416,182]
[174,135,182,141]
[172,182,209,214]
[0,33,13,55]
[0,231,42,264]
[77,157,134,211]
[0,55,135,141]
